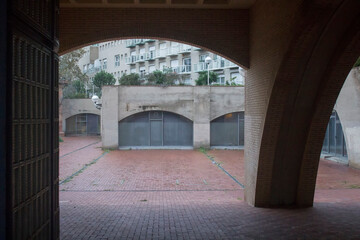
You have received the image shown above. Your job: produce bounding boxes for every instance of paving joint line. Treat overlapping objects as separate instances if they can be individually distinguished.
[60,150,109,185]
[200,148,245,188]
[60,189,242,192]
[60,141,100,158]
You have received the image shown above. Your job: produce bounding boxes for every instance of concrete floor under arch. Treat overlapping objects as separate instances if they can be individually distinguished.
[59,136,360,239]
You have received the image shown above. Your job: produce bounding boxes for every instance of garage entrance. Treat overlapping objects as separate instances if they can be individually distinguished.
[210,112,244,147]
[119,111,193,148]
[65,114,100,136]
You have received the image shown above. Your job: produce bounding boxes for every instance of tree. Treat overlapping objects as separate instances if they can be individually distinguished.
[62,79,87,99]
[354,57,360,68]
[119,73,141,85]
[146,69,178,86]
[59,49,88,84]
[195,71,218,85]
[93,71,116,96]
[59,49,89,102]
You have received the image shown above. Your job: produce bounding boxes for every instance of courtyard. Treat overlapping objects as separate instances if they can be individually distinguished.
[60,136,360,239]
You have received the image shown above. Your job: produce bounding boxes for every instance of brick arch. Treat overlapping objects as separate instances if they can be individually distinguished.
[247,0,360,207]
[59,7,249,68]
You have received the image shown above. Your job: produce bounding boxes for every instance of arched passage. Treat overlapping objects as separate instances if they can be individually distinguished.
[245,0,360,207]
[119,111,193,148]
[59,7,249,68]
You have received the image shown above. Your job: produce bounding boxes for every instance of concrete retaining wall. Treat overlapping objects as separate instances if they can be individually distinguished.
[102,86,245,149]
[61,99,101,133]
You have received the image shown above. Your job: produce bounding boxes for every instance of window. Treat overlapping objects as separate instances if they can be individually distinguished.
[149,46,156,59]
[121,54,123,60]
[182,58,191,72]
[217,74,225,85]
[130,51,136,62]
[139,66,146,77]
[148,65,156,73]
[103,58,107,70]
[170,60,179,73]
[159,62,166,71]
[231,72,244,85]
[199,54,209,62]
[114,55,120,67]
[130,68,136,73]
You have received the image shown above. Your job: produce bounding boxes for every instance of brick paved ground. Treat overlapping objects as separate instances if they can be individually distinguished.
[60,136,360,239]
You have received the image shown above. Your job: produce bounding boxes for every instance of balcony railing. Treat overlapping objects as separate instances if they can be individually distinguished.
[126,39,155,47]
[83,66,101,74]
[166,65,192,74]
[193,59,237,72]
[125,56,137,64]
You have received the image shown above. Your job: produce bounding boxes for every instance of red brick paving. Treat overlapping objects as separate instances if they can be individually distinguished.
[316,158,360,190]
[61,149,242,191]
[208,149,245,186]
[59,136,102,182]
[60,136,360,239]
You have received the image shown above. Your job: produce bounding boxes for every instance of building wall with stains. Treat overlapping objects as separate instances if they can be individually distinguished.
[101,85,244,148]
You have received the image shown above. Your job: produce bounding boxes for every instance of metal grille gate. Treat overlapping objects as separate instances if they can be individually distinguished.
[4,0,59,239]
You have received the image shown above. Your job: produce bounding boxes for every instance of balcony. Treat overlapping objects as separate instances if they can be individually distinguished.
[144,39,155,43]
[125,40,136,48]
[167,46,180,56]
[166,65,192,74]
[83,66,101,74]
[125,56,137,65]
[136,53,147,63]
[178,44,192,54]
[155,49,167,59]
[145,51,156,60]
[193,59,237,72]
[135,39,146,45]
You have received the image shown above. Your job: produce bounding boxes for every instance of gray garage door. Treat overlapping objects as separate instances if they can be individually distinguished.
[65,113,100,136]
[322,111,347,158]
[210,112,244,147]
[119,111,193,147]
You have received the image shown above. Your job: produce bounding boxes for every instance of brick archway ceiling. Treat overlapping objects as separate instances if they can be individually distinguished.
[60,0,255,9]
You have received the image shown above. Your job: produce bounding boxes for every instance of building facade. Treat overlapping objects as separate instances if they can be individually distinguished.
[78,39,245,87]
[101,86,245,149]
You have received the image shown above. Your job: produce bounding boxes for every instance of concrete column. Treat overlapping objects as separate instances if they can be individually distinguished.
[101,86,119,149]
[335,68,360,169]
[193,87,210,148]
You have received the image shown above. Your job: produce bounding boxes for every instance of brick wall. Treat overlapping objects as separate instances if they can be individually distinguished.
[246,0,360,207]
[59,8,249,68]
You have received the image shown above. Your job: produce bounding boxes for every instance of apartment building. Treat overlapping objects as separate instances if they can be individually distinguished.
[78,39,245,86]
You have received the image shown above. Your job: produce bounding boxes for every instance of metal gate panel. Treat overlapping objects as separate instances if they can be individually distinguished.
[87,114,100,135]
[119,112,150,146]
[210,112,244,147]
[119,111,193,147]
[150,120,163,146]
[163,112,193,146]
[8,0,59,239]
[322,111,348,158]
